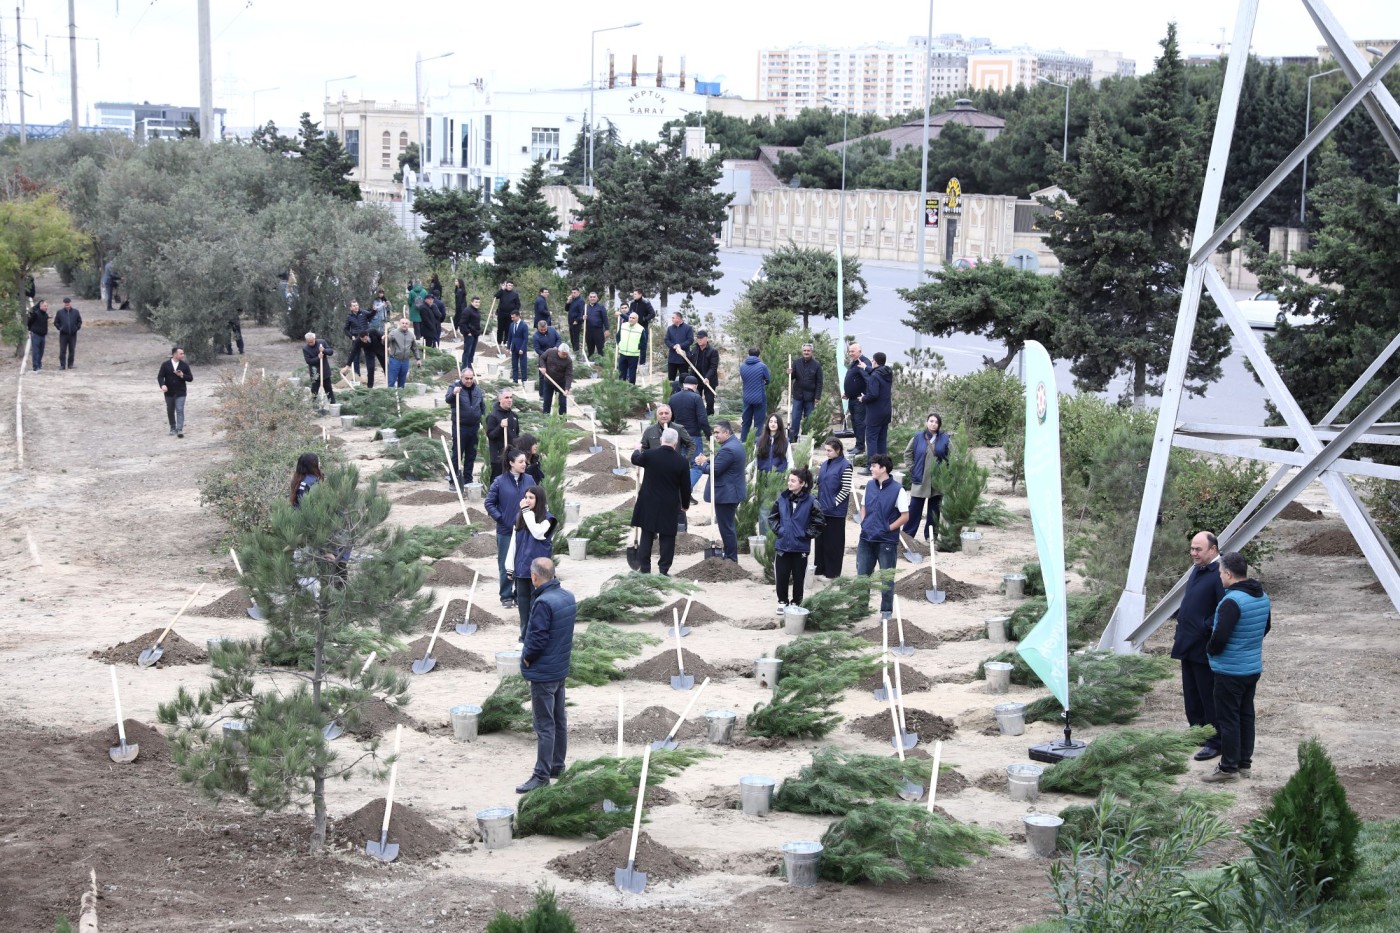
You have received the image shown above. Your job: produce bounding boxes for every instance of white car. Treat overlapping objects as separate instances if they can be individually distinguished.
[1237,291,1316,329]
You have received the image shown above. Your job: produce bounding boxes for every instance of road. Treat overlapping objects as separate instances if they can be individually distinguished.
[689,249,1271,426]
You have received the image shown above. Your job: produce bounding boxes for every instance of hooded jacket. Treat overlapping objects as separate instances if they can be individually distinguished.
[1208,579,1271,677]
[862,365,894,423]
[739,355,771,406]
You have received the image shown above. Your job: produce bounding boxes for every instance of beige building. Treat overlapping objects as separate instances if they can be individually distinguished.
[757,43,967,119]
[1317,39,1396,62]
[322,99,417,205]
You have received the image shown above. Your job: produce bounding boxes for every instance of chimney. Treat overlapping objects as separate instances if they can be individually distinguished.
[657,56,664,87]
[609,53,615,89]
[631,54,638,87]
[680,56,687,91]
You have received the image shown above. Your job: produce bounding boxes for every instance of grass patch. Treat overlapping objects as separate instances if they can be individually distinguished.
[1314,819,1400,932]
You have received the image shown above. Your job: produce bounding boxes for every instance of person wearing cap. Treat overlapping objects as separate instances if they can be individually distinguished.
[687,330,720,415]
[538,344,574,415]
[54,297,83,370]
[664,311,695,384]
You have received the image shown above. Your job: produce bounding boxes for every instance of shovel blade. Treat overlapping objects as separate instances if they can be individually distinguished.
[891,731,918,750]
[455,622,478,636]
[666,624,692,638]
[246,604,264,621]
[670,674,695,691]
[602,799,620,813]
[925,590,946,605]
[891,645,916,657]
[323,721,345,742]
[898,781,924,801]
[411,657,437,675]
[137,647,163,668]
[589,446,605,454]
[903,550,924,564]
[873,687,898,703]
[625,547,641,571]
[614,864,647,894]
[611,468,632,476]
[108,742,140,764]
[649,738,678,751]
[365,839,400,863]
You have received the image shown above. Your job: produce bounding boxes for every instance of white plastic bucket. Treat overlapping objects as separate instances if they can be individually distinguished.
[465,482,484,502]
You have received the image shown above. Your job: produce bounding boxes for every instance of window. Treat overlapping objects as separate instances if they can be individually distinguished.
[484,115,492,166]
[381,130,391,169]
[460,126,470,168]
[343,129,360,168]
[398,131,408,151]
[425,119,432,164]
[531,126,558,160]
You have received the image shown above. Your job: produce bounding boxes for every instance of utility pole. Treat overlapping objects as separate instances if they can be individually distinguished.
[913,0,934,351]
[67,0,78,133]
[17,7,27,145]
[197,0,214,143]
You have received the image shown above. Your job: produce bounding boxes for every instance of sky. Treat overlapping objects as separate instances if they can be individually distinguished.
[5,0,1395,130]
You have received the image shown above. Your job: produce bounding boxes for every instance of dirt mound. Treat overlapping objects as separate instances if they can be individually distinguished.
[548,829,700,884]
[390,636,493,673]
[849,708,957,742]
[425,559,479,586]
[423,599,509,632]
[1337,763,1400,821]
[331,798,454,862]
[190,586,256,618]
[975,769,1007,792]
[675,557,752,583]
[92,629,207,667]
[624,651,725,684]
[894,569,983,602]
[572,472,636,496]
[81,720,172,764]
[1296,529,1363,557]
[1278,501,1325,521]
[577,449,626,473]
[452,535,500,560]
[395,488,462,506]
[857,622,941,651]
[857,665,933,694]
[438,508,489,528]
[647,598,724,628]
[597,705,707,745]
[672,533,718,556]
[732,734,789,751]
[611,496,638,515]
[345,697,420,739]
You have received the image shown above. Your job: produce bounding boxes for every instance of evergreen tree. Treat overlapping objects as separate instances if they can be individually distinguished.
[747,243,868,330]
[1041,24,1230,408]
[158,466,432,853]
[297,113,361,202]
[1258,738,1362,899]
[645,141,730,309]
[413,187,491,265]
[490,159,560,277]
[550,121,621,185]
[393,142,420,185]
[250,120,298,157]
[899,258,1059,369]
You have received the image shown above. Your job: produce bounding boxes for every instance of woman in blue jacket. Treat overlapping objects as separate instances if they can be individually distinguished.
[505,485,558,640]
[814,436,853,579]
[903,412,951,546]
[767,467,826,613]
[755,414,790,473]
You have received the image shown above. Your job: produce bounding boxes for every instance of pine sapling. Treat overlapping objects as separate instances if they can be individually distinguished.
[773,748,936,815]
[378,435,448,483]
[567,623,660,687]
[1257,738,1362,900]
[819,801,1005,885]
[800,571,893,631]
[930,425,988,551]
[747,634,876,740]
[575,573,697,624]
[483,888,578,933]
[536,414,578,519]
[776,631,879,686]
[478,675,534,734]
[554,510,629,558]
[515,749,710,838]
[1039,727,1213,798]
[1022,650,1175,726]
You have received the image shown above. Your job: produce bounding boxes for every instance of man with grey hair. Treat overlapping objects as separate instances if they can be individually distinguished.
[843,342,871,455]
[301,331,336,412]
[630,426,692,576]
[517,557,576,793]
[640,403,695,462]
[537,342,574,416]
[788,342,823,442]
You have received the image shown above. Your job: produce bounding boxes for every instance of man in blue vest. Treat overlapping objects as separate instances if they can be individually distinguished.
[1173,531,1225,762]
[856,453,909,619]
[1202,550,1271,783]
[516,557,576,793]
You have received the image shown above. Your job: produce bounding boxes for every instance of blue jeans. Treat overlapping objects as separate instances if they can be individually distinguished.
[716,503,739,561]
[690,454,704,492]
[790,399,814,440]
[1213,671,1260,772]
[496,532,513,601]
[741,401,766,442]
[528,678,568,781]
[460,335,478,371]
[511,352,528,383]
[856,538,898,612]
[29,333,45,371]
[618,354,639,384]
[387,357,409,388]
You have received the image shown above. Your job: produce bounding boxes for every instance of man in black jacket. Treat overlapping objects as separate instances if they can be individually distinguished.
[54,297,82,370]
[457,295,483,370]
[532,320,562,396]
[628,288,655,357]
[302,332,336,411]
[1173,531,1226,761]
[583,291,609,358]
[788,342,823,442]
[342,300,378,387]
[421,294,444,347]
[446,367,486,487]
[687,330,720,415]
[494,282,520,345]
[26,299,49,372]
[630,428,692,575]
[664,311,695,384]
[565,287,585,352]
[668,376,711,492]
[843,342,872,456]
[534,288,552,326]
[157,346,194,437]
[485,390,521,480]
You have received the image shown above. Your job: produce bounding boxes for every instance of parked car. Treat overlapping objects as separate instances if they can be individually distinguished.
[1237,291,1317,329]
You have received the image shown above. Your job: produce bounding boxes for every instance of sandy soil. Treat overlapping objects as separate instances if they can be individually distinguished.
[2,282,1397,932]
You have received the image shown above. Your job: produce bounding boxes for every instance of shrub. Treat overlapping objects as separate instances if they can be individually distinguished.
[575,573,696,624]
[819,802,1005,885]
[1058,788,1234,849]
[887,348,947,428]
[776,631,878,684]
[479,676,533,734]
[572,345,654,433]
[376,408,442,438]
[212,370,319,448]
[1168,453,1275,567]
[553,510,629,558]
[939,367,1023,448]
[484,888,577,933]
[1259,738,1362,901]
[378,434,446,483]
[1184,817,1336,933]
[535,415,577,520]
[801,573,888,631]
[1039,727,1212,797]
[1059,393,1156,489]
[514,749,708,839]
[774,748,932,815]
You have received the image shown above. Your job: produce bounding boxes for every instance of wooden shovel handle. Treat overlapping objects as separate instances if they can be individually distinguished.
[153,584,205,649]
[425,603,448,656]
[662,677,710,741]
[884,670,905,761]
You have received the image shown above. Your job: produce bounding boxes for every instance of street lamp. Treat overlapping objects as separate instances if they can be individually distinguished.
[1036,76,1070,161]
[415,51,454,183]
[251,86,279,128]
[587,20,642,189]
[1300,67,1342,224]
[324,74,357,102]
[821,95,851,415]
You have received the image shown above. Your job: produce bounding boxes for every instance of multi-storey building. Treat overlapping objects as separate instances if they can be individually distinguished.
[322,99,418,205]
[93,101,227,142]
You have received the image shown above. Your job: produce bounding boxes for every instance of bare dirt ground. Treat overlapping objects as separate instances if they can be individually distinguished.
[2,278,1397,932]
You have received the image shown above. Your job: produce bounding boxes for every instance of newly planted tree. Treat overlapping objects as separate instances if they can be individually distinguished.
[159,466,431,853]
[774,748,932,815]
[929,425,988,551]
[819,802,1005,884]
[900,259,1058,370]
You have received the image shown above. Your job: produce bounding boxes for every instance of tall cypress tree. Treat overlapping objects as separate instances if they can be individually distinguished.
[490,159,560,277]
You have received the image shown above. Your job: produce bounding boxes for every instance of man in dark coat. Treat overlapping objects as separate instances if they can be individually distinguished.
[342,300,378,387]
[583,291,609,358]
[857,351,893,465]
[687,330,720,414]
[697,421,746,561]
[54,297,82,370]
[844,342,871,455]
[532,320,562,396]
[157,346,194,437]
[26,299,49,372]
[533,288,552,326]
[516,557,576,793]
[668,377,710,490]
[565,287,585,352]
[446,367,486,488]
[420,294,445,347]
[630,428,692,576]
[640,404,696,462]
[1174,531,1227,761]
[494,281,520,345]
[457,296,483,370]
[484,389,521,480]
[787,342,824,442]
[664,311,695,384]
[301,332,336,410]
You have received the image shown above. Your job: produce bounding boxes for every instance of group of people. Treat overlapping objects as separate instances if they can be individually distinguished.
[25,297,83,373]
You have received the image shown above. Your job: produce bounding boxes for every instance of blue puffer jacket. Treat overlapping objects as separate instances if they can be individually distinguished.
[522,578,576,682]
[512,512,557,578]
[862,365,893,423]
[860,476,905,544]
[484,470,537,535]
[769,489,825,555]
[1209,580,1271,677]
[739,355,770,406]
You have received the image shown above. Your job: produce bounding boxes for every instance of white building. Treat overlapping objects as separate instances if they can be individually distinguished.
[757,43,967,119]
[322,99,417,205]
[94,101,227,142]
[1087,50,1138,84]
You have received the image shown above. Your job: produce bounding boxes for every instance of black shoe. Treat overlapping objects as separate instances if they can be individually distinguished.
[516,776,549,793]
[1193,745,1221,762]
[549,768,564,778]
[177,432,184,438]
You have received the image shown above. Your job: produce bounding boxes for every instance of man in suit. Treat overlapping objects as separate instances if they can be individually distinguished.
[54,297,83,371]
[664,311,695,384]
[565,287,585,352]
[506,310,531,385]
[697,420,746,562]
[157,346,194,437]
[583,291,609,358]
[630,428,692,576]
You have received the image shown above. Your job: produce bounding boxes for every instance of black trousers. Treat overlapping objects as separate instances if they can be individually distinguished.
[637,529,676,575]
[569,322,582,352]
[775,551,809,605]
[1213,671,1260,772]
[700,384,715,415]
[308,362,335,403]
[813,514,846,578]
[58,332,76,368]
[585,327,606,359]
[908,494,942,541]
[849,399,867,451]
[450,430,479,486]
[668,361,686,383]
[1182,659,1220,746]
[496,318,510,345]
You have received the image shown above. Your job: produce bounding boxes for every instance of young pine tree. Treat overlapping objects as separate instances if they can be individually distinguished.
[158,466,432,853]
[1258,738,1362,900]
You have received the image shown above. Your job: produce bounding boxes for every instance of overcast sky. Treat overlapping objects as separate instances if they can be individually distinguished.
[8,0,1394,129]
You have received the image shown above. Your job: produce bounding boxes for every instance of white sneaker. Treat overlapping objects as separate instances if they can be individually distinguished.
[776,603,788,616]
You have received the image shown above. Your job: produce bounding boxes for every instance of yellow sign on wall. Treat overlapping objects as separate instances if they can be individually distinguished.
[945,177,962,213]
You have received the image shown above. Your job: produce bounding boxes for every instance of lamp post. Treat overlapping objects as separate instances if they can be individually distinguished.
[913,0,934,352]
[821,96,850,415]
[415,51,454,184]
[587,20,642,189]
[1300,67,1342,224]
[324,73,357,103]
[1036,76,1070,161]
[251,86,279,128]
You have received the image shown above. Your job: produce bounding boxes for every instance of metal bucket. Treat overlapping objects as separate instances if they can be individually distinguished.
[206,636,226,661]
[410,382,427,396]
[495,650,521,678]
[986,617,1009,644]
[565,501,582,524]
[994,702,1027,737]
[754,657,782,689]
[476,806,516,850]
[287,376,302,387]
[783,605,809,635]
[222,719,249,757]
[327,403,341,418]
[705,709,737,744]
[485,359,500,378]
[568,538,588,560]
[985,661,1013,694]
[1003,573,1027,599]
[1007,763,1044,802]
[340,415,358,429]
[748,535,767,561]
[450,704,481,742]
[380,428,398,441]
[781,841,823,887]
[960,530,983,556]
[1023,813,1063,858]
[805,565,816,590]
[740,775,776,816]
[465,482,484,502]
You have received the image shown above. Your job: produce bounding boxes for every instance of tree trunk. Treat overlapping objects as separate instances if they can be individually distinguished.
[802,309,811,331]
[310,594,328,854]
[1132,359,1148,411]
[986,345,1017,371]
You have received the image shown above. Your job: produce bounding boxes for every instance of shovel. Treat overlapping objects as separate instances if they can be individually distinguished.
[325,651,377,741]
[892,659,918,749]
[891,595,915,657]
[614,745,653,893]
[925,541,946,604]
[625,526,641,571]
[611,443,631,477]
[455,572,481,635]
[230,548,263,621]
[650,676,710,751]
[883,671,922,798]
[366,724,403,862]
[669,611,694,690]
[107,665,139,763]
[138,584,205,668]
[670,595,694,638]
[604,691,625,813]
[439,436,473,527]
[901,530,924,565]
[413,604,449,674]
[926,740,943,812]
[587,406,604,454]
[872,616,896,702]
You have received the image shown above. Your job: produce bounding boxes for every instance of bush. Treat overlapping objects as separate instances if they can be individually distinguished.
[378,434,447,483]
[801,573,885,631]
[1259,738,1362,901]
[773,748,931,815]
[514,749,708,839]
[399,525,476,560]
[1059,788,1235,850]
[567,623,659,687]
[484,888,577,933]
[939,367,1023,448]
[211,370,320,448]
[1169,454,1275,567]
[1039,727,1212,797]
[887,347,947,429]
[535,415,577,520]
[1059,393,1156,488]
[1360,478,1400,555]
[819,801,1005,884]
[573,351,654,433]
[479,676,533,734]
[930,425,988,551]
[553,510,629,558]
[1021,650,1175,726]
[1185,817,1336,933]
[575,573,696,624]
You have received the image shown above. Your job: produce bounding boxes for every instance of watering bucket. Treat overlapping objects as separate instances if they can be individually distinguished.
[340,415,358,429]
[748,535,767,561]
[565,501,582,525]
[705,709,737,744]
[450,704,481,742]
[380,428,398,441]
[287,376,301,387]
[465,482,484,502]
[740,775,776,816]
[410,382,427,396]
[485,359,500,378]
[781,841,823,888]
[476,806,516,850]
[985,661,1013,694]
[568,538,588,560]
[327,403,341,418]
[222,719,249,757]
[1003,573,1027,599]
[960,530,983,555]
[754,657,782,689]
[994,702,1027,737]
[1023,813,1063,858]
[495,650,521,678]
[783,605,809,635]
[1006,763,1044,802]
[986,617,1009,644]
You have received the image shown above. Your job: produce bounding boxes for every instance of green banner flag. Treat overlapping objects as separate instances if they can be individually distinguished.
[1016,341,1070,710]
